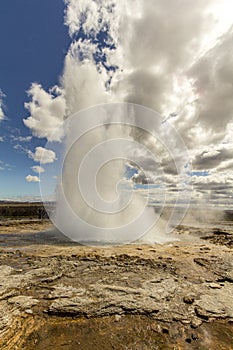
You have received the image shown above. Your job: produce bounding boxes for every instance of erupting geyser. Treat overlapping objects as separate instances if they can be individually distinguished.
[40,103,191,246]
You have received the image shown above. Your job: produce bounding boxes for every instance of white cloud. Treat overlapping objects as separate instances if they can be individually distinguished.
[31,165,45,174]
[24,83,66,141]
[0,90,6,121]
[2,195,43,202]
[0,136,4,142]
[22,0,233,207]
[13,144,29,153]
[0,109,4,121]
[12,135,32,142]
[64,0,122,38]
[28,147,57,164]
[25,175,40,183]
[0,160,14,171]
[188,28,233,131]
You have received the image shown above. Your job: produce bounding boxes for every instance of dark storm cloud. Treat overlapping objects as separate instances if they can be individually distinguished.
[193,147,233,170]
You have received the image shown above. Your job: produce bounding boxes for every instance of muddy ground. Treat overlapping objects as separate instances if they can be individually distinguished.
[0,215,233,349]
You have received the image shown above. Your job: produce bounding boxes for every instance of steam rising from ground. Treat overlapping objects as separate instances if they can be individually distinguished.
[21,0,233,244]
[40,104,191,245]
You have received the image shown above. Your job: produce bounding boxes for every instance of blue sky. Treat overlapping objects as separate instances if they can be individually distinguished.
[0,0,70,199]
[0,0,232,208]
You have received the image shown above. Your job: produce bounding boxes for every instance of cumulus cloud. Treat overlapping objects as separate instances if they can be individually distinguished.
[64,0,123,39]
[23,0,233,207]
[28,147,57,164]
[113,0,216,113]
[192,146,233,170]
[191,171,233,205]
[25,175,40,183]
[189,27,233,131]
[132,172,153,185]
[0,136,4,142]
[31,165,45,174]
[24,83,66,141]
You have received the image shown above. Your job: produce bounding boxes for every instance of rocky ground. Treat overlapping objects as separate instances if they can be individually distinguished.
[0,218,233,349]
[0,219,52,234]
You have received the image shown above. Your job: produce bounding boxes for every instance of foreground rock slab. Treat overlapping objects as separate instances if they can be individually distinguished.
[0,232,232,349]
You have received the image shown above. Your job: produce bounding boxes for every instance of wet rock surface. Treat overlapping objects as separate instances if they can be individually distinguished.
[0,223,233,349]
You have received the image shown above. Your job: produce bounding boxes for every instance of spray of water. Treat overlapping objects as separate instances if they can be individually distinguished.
[40,103,192,246]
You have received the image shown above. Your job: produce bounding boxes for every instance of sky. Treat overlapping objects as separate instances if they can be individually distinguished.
[0,0,70,199]
[0,0,233,208]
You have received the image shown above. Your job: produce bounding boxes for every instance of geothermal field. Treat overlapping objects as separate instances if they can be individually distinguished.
[0,203,233,350]
[1,0,233,349]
